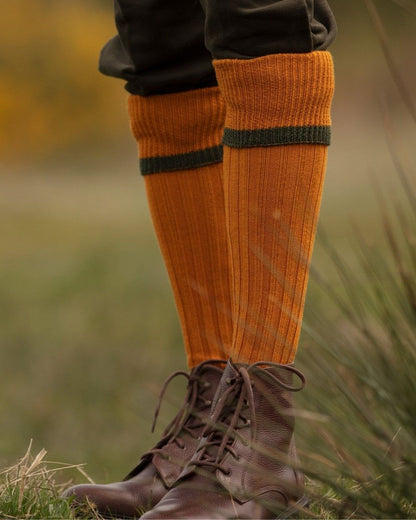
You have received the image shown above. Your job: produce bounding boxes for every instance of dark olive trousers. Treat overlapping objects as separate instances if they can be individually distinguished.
[99,0,337,96]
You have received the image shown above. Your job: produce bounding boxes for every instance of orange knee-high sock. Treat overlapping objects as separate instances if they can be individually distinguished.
[128,87,233,368]
[214,52,335,364]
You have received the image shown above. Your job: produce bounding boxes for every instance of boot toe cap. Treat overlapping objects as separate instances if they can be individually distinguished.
[62,482,145,518]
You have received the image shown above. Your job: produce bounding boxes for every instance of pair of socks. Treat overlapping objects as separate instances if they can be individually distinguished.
[128,52,334,368]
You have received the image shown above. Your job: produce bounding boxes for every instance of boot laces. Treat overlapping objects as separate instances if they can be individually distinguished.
[145,360,226,456]
[190,361,305,475]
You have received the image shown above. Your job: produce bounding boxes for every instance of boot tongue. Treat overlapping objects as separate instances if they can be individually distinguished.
[210,360,239,411]
[202,360,240,458]
[179,360,244,480]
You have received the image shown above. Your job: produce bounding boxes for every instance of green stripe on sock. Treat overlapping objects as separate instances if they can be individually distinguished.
[222,126,331,148]
[140,145,223,175]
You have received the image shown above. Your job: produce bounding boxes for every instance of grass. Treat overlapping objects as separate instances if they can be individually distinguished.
[0,169,185,481]
[0,441,99,519]
[294,164,416,517]
[1,165,416,519]
[2,188,416,520]
[1,2,415,514]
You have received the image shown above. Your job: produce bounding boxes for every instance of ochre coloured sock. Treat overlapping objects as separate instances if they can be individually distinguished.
[214,51,335,364]
[128,87,233,368]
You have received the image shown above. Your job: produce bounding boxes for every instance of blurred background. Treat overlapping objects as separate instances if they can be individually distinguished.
[0,0,415,482]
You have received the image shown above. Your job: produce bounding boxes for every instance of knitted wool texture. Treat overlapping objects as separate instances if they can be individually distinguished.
[128,87,233,367]
[128,52,334,367]
[214,51,335,364]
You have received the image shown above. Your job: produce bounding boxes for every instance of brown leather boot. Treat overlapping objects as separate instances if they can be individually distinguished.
[62,360,225,518]
[141,359,307,519]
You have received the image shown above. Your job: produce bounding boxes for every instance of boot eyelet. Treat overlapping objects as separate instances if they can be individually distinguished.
[225,468,231,476]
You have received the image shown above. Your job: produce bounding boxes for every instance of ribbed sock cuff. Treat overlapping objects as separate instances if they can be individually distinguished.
[128,87,225,174]
[213,52,335,147]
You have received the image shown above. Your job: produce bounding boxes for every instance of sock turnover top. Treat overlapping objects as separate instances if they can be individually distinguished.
[214,51,334,148]
[128,86,225,175]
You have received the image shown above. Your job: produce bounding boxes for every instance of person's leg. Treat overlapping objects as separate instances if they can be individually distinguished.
[129,88,233,366]
[101,0,233,367]
[63,1,233,516]
[201,0,336,59]
[141,1,336,518]
[204,0,336,365]
[215,52,334,365]
[99,0,217,95]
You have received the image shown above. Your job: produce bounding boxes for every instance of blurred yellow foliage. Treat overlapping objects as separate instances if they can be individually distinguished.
[1,0,414,168]
[0,1,127,165]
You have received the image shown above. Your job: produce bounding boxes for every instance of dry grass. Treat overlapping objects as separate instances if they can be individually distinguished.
[0,440,102,519]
